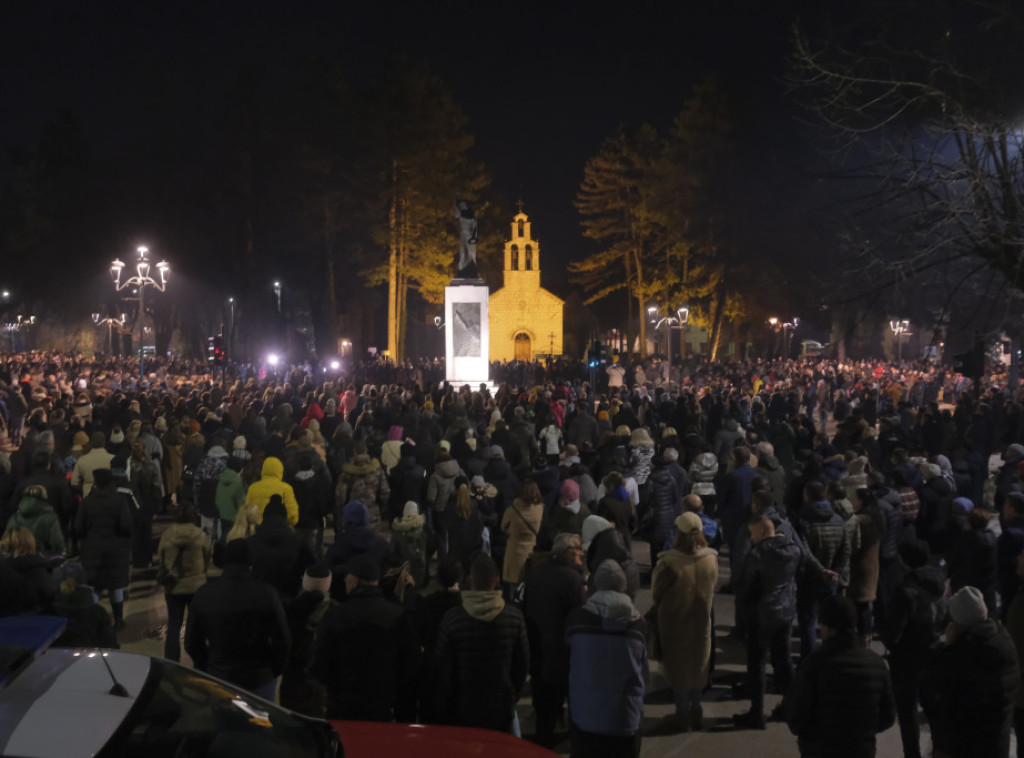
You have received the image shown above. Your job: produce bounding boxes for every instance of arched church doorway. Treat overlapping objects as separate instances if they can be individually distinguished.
[514,332,531,361]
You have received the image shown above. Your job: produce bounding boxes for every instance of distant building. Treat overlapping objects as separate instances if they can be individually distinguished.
[489,210,564,361]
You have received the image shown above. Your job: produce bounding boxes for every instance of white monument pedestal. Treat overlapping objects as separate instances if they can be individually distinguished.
[444,281,494,390]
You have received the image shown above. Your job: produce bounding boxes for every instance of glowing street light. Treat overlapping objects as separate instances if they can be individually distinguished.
[648,304,690,381]
[92,312,127,356]
[111,245,170,379]
[273,281,282,313]
[890,319,911,363]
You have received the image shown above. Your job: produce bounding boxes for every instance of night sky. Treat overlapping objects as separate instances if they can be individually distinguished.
[1,0,820,300]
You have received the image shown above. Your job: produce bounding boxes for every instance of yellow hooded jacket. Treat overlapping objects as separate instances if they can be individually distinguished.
[244,456,299,526]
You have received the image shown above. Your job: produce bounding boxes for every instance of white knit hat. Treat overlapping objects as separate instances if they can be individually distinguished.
[949,586,987,627]
[403,501,420,518]
[233,435,247,450]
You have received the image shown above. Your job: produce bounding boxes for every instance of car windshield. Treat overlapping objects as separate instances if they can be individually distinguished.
[96,659,338,758]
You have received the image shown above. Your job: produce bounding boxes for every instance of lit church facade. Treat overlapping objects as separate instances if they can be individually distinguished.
[488,210,564,362]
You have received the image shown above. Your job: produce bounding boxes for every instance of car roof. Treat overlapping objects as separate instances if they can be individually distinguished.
[333,720,556,758]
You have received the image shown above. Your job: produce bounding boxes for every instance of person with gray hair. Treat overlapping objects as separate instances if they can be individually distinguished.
[566,558,647,756]
[523,531,586,748]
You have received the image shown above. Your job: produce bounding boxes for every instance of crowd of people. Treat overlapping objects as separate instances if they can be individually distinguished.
[2,348,1024,757]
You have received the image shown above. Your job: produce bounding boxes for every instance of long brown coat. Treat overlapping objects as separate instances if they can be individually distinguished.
[651,547,719,690]
[500,499,543,583]
[847,512,881,603]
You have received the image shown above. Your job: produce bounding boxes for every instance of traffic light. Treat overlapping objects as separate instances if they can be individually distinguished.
[587,339,601,368]
[213,335,225,364]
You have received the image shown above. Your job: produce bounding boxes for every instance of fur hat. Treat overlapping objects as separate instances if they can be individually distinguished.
[593,559,627,593]
[949,586,988,627]
[302,564,332,594]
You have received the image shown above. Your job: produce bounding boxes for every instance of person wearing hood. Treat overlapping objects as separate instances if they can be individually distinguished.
[596,471,636,553]
[523,532,586,748]
[880,540,946,758]
[50,562,117,648]
[565,559,646,757]
[311,553,419,722]
[733,514,802,729]
[74,468,133,630]
[12,449,73,540]
[290,451,333,560]
[250,496,317,599]
[325,501,391,586]
[6,484,64,554]
[435,553,529,734]
[756,445,787,503]
[787,595,895,758]
[583,514,640,600]
[651,511,718,732]
[923,585,1019,758]
[215,457,246,538]
[156,504,211,661]
[246,455,299,527]
[947,507,999,617]
[387,442,426,520]
[392,501,432,589]
[919,461,955,553]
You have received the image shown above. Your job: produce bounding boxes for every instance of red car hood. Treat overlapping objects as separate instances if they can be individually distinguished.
[331,721,556,757]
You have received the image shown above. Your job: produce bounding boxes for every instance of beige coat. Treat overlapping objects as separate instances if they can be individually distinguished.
[500,499,544,583]
[651,547,719,690]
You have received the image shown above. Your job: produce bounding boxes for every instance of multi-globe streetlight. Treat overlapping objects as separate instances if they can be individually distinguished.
[111,246,170,379]
[890,319,910,363]
[92,313,127,356]
[648,304,690,382]
[3,315,35,352]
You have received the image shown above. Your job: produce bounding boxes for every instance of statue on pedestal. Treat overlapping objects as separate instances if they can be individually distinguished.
[453,195,478,280]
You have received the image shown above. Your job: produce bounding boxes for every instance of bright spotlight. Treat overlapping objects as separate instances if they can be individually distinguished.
[267,353,279,366]
[330,360,340,370]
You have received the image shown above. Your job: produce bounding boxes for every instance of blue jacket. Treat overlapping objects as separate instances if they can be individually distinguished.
[566,596,647,736]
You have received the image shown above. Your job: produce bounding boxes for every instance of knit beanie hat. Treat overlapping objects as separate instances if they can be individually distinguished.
[233,435,247,450]
[438,440,451,452]
[593,559,627,593]
[264,494,287,520]
[302,564,332,594]
[559,479,580,505]
[581,515,613,551]
[489,445,505,460]
[949,586,988,627]
[403,501,420,518]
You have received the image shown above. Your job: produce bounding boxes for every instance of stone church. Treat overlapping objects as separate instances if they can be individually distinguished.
[489,210,564,361]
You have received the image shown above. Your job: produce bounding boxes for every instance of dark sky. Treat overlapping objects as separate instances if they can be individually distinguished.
[1,0,811,294]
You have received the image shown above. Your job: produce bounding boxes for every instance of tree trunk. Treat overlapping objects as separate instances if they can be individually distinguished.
[623,251,634,357]
[709,284,726,361]
[635,246,647,357]
[387,159,399,361]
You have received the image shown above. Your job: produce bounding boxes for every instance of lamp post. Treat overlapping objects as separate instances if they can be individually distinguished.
[111,246,170,380]
[273,281,282,313]
[3,315,34,353]
[890,319,910,363]
[92,313,126,356]
[782,317,799,359]
[649,305,690,386]
[227,297,235,361]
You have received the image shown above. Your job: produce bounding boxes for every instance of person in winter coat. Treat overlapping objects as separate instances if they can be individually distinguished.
[689,450,719,515]
[446,478,485,571]
[538,415,564,466]
[49,564,116,648]
[381,425,405,474]
[553,479,591,536]
[246,456,299,526]
[797,480,848,657]
[185,539,291,702]
[1001,549,1024,758]
[156,504,211,661]
[645,455,683,571]
[70,431,114,498]
[733,515,802,729]
[756,448,787,504]
[426,442,464,559]
[312,554,420,721]
[392,501,432,588]
[787,595,896,758]
[290,451,333,560]
[566,559,647,758]
[918,461,955,553]
[923,586,1019,758]
[12,450,73,539]
[596,471,636,553]
[880,540,946,758]
[848,488,884,642]
[74,468,132,630]
[6,484,64,554]
[226,503,261,544]
[523,532,587,747]
[500,480,544,585]
[215,457,245,537]
[651,512,718,731]
[325,501,392,582]
[336,442,390,532]
[387,443,426,520]
[435,554,529,734]
[583,515,640,599]
[280,566,336,717]
[193,444,229,544]
[720,446,757,567]
[249,496,317,599]
[1,527,56,611]
[947,507,999,618]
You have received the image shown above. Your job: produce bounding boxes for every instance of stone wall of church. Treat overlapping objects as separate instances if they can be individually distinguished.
[489,282,564,361]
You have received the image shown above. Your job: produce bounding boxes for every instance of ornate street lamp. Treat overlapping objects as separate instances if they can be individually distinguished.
[111,246,169,378]
[890,319,910,363]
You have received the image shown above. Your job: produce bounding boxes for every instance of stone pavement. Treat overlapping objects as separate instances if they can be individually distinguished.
[114,523,934,758]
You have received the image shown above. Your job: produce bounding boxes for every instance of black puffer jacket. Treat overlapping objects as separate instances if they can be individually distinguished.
[435,592,529,733]
[387,455,426,516]
[735,532,802,629]
[311,584,419,721]
[646,464,681,545]
[788,635,896,758]
[523,555,586,683]
[249,513,317,598]
[923,619,1020,758]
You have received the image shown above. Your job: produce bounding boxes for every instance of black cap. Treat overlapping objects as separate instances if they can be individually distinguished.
[344,553,381,582]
